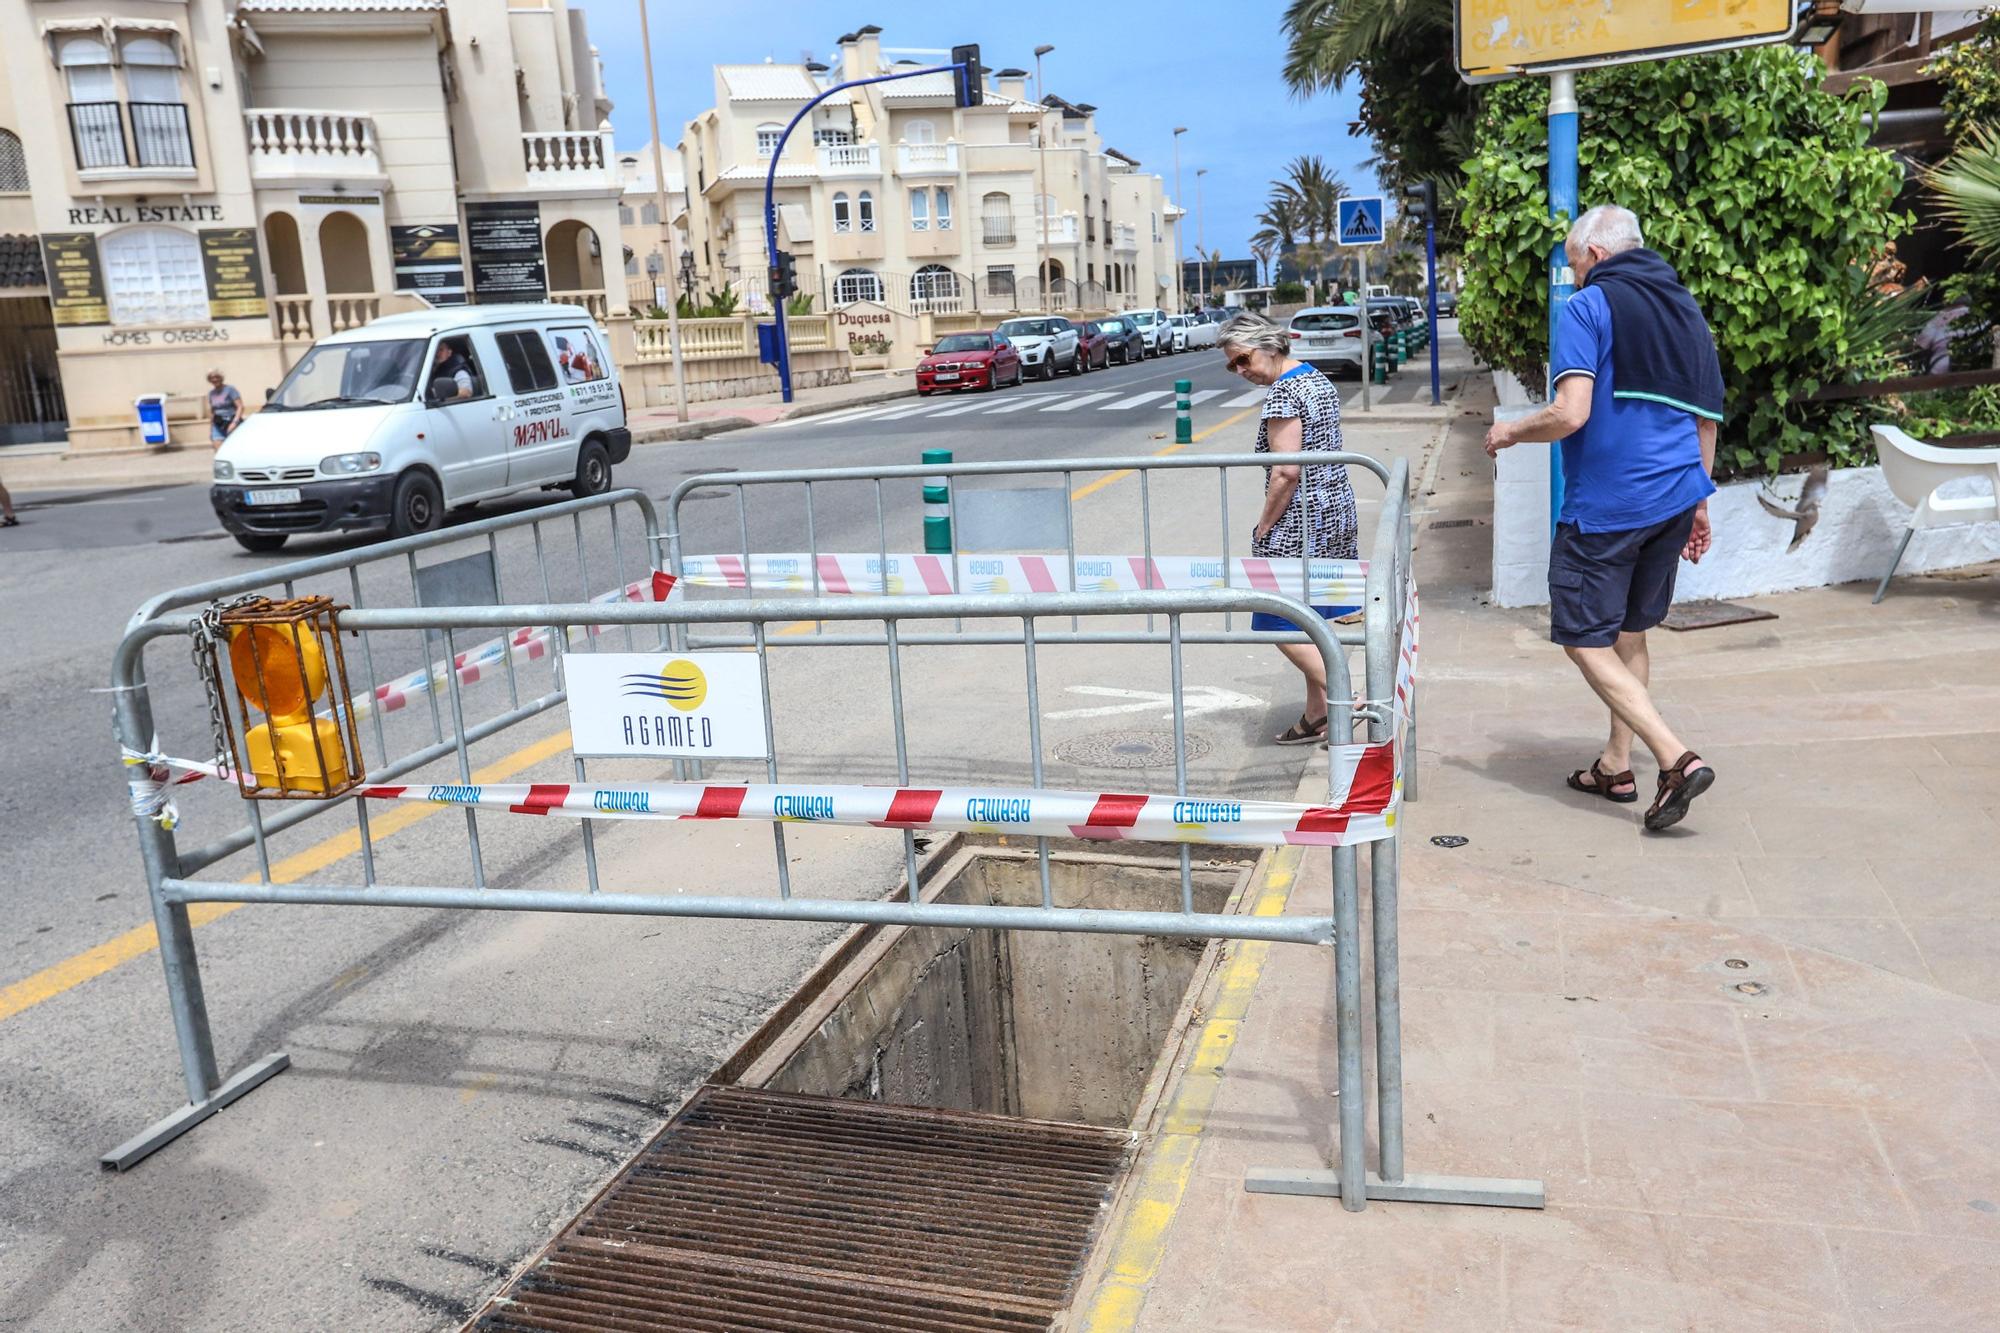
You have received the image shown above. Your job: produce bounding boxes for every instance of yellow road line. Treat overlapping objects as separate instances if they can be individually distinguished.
[1080,845,1301,1332]
[1068,405,1259,502]
[0,730,575,1025]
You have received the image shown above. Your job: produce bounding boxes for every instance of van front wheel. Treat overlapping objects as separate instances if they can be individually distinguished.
[570,439,612,497]
[389,470,443,539]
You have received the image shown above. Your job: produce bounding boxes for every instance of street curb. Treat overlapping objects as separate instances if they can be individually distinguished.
[629,382,913,447]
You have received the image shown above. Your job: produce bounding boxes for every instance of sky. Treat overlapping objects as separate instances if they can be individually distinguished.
[577,0,1376,263]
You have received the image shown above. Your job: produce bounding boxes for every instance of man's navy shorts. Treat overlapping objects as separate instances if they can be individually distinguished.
[1548,506,1697,648]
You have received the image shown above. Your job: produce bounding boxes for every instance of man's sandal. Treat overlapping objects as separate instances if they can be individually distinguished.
[1567,759,1638,804]
[1645,752,1715,832]
[1274,713,1328,746]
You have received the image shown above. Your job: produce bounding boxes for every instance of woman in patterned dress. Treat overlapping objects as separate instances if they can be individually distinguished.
[1217,313,1360,746]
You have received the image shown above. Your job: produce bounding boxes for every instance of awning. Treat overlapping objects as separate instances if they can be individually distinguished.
[777,203,813,245]
[42,18,109,63]
[111,20,186,65]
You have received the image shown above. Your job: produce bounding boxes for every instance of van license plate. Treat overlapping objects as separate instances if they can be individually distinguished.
[245,488,302,506]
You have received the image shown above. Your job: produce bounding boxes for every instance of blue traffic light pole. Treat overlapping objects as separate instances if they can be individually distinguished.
[1546,71,1577,533]
[762,61,973,403]
[1424,206,1440,406]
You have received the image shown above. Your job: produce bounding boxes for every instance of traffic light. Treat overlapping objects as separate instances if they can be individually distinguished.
[951,44,982,107]
[768,250,798,299]
[1402,180,1437,224]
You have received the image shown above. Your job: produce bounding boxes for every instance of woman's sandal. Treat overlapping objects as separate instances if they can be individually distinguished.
[0,516,18,528]
[1567,759,1638,804]
[1645,751,1715,832]
[1274,713,1328,746]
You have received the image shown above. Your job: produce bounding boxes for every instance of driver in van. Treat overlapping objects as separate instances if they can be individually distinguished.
[432,340,474,400]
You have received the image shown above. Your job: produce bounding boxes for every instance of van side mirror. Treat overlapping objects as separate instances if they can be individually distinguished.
[428,377,457,404]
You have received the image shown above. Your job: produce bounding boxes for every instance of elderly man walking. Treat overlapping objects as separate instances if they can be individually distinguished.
[1485,204,1721,832]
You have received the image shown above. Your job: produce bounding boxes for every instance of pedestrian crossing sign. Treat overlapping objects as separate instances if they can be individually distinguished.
[1337,198,1385,247]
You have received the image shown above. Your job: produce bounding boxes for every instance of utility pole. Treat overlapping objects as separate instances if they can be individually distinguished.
[1195,168,1207,305]
[636,0,688,422]
[1171,125,1186,313]
[1034,44,1054,312]
[1547,70,1577,532]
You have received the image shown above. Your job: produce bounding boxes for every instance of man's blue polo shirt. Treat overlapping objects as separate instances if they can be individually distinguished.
[1551,285,1717,534]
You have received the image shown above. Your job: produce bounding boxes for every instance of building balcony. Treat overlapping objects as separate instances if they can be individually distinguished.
[1035,213,1080,245]
[523,130,618,193]
[1112,221,1138,254]
[245,109,383,185]
[816,142,881,176]
[68,101,196,179]
[895,141,959,176]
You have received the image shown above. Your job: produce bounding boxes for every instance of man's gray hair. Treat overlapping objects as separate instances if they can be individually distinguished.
[1218,312,1290,357]
[1567,204,1643,257]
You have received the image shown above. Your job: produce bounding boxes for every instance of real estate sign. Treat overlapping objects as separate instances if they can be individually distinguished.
[1456,0,1796,83]
[464,201,547,303]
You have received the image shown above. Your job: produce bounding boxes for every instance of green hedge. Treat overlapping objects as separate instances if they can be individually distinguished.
[1459,48,1906,474]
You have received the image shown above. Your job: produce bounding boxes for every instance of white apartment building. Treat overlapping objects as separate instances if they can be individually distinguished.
[0,0,626,454]
[674,25,1183,350]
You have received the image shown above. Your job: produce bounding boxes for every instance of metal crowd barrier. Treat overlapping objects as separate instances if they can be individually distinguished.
[104,458,1539,1216]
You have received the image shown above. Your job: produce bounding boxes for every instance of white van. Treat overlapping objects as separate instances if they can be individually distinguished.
[210,303,631,551]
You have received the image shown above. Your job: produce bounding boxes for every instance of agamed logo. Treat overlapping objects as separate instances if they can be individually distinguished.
[616,659,715,748]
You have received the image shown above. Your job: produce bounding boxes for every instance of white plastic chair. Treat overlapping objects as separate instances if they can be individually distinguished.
[1869,424,2000,602]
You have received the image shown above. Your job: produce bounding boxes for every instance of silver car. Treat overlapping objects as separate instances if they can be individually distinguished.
[1286,306,1368,377]
[994,316,1083,380]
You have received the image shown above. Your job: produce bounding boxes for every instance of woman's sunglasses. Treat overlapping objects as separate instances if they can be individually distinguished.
[1226,352,1254,373]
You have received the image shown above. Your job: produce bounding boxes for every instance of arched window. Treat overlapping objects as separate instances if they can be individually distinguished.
[857,190,875,233]
[0,130,27,193]
[934,187,951,232]
[755,123,783,158]
[100,226,208,326]
[833,267,884,305]
[60,39,121,167]
[909,188,929,232]
[122,36,181,102]
[59,37,114,100]
[910,264,959,311]
[980,191,1011,245]
[905,119,936,145]
[832,191,851,233]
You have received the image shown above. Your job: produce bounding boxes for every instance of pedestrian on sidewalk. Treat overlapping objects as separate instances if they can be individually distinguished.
[1219,313,1359,746]
[0,476,17,528]
[1484,204,1720,831]
[206,370,246,448]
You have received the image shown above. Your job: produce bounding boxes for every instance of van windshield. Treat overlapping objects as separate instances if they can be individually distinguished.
[266,339,427,411]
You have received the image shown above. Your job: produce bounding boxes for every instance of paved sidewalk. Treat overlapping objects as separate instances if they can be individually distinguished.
[1077,372,2000,1329]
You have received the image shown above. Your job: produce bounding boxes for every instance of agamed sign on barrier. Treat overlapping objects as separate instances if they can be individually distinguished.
[1455,0,1797,83]
[564,651,770,758]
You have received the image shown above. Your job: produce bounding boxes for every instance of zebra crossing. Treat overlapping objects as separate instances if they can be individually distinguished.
[765,386,1262,429]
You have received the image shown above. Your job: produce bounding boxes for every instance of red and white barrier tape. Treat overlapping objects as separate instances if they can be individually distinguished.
[675,552,1371,603]
[357,750,1399,849]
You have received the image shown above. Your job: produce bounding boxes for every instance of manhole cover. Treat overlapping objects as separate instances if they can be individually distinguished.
[1053,729,1211,770]
[1662,600,1778,632]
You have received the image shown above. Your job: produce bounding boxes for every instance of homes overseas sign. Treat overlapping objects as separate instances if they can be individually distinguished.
[1455,0,1796,83]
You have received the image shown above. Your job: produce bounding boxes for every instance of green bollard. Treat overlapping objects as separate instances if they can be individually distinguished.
[1371,354,1389,386]
[1174,378,1192,444]
[923,447,952,554]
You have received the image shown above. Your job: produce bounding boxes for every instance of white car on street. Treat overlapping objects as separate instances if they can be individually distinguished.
[1128,308,1174,356]
[1286,306,1369,378]
[210,304,630,551]
[1171,314,1219,351]
[994,316,1083,379]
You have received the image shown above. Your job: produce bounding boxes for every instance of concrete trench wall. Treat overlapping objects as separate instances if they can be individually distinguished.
[760,847,1240,1129]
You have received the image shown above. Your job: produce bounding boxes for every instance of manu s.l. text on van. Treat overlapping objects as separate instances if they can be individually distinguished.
[210,305,632,552]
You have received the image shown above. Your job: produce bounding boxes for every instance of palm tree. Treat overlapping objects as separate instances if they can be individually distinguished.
[1930,124,2000,260]
[1281,0,1453,93]
[1250,236,1277,288]
[1282,155,1348,298]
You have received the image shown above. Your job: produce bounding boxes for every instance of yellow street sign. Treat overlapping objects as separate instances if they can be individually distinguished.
[1457,0,1797,83]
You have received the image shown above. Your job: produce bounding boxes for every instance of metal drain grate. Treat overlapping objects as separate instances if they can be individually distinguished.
[471,1086,1134,1331]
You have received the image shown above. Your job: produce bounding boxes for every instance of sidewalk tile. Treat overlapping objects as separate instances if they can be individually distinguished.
[1823,1229,2000,1329]
[1904,918,2000,1004]
[1742,856,1899,917]
[1734,917,1931,982]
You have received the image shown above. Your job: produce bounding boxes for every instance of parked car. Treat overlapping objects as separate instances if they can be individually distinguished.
[1367,297,1420,331]
[1128,307,1173,356]
[1431,289,1458,318]
[1097,315,1146,364]
[211,303,630,551]
[1166,315,1191,353]
[1175,314,1220,350]
[1076,321,1113,371]
[1285,306,1372,379]
[994,316,1082,379]
[916,331,1024,395]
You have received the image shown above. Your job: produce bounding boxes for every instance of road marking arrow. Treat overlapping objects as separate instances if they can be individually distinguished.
[1047,685,1265,721]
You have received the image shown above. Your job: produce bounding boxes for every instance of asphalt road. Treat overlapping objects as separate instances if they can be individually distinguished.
[0,337,1457,1328]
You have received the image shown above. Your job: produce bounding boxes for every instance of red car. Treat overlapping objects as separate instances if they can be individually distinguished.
[1076,321,1112,371]
[916,332,1023,395]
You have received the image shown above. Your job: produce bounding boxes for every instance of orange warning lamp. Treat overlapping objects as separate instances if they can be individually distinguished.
[206,596,364,799]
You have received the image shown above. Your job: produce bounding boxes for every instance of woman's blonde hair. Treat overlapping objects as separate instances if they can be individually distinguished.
[1218,312,1290,358]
